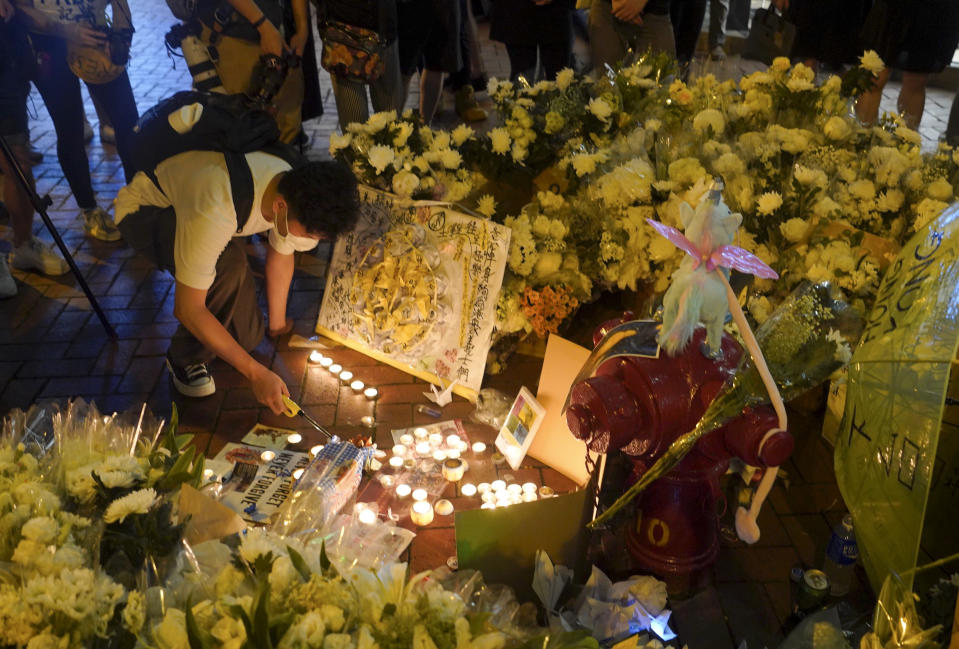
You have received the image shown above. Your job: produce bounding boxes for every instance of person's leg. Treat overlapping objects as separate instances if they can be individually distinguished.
[898,71,929,129]
[539,39,573,82]
[30,35,96,210]
[86,71,139,182]
[708,0,728,49]
[273,64,305,143]
[855,67,891,125]
[945,91,959,146]
[588,1,630,72]
[330,75,372,132]
[673,0,707,65]
[369,41,404,114]
[419,69,446,123]
[636,12,677,58]
[506,44,538,82]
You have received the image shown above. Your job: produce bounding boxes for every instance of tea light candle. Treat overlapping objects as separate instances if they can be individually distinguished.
[388,456,404,468]
[287,433,302,444]
[460,483,477,497]
[358,508,377,525]
[492,452,506,465]
[481,502,496,510]
[339,370,354,383]
[400,434,414,446]
[538,486,555,498]
[412,488,428,501]
[308,350,326,364]
[471,442,486,453]
[522,482,537,494]
[434,499,454,516]
[395,483,412,498]
[379,474,394,487]
[428,432,443,446]
[392,444,407,456]
[319,356,333,368]
[491,479,506,492]
[350,379,365,392]
[361,415,376,428]
[523,492,538,502]
[364,387,378,399]
[310,444,324,456]
[203,468,215,480]
[446,448,461,459]
[293,468,305,480]
[477,482,491,494]
[442,458,466,481]
[507,483,522,496]
[481,491,495,504]
[446,434,461,446]
[413,427,429,439]
[260,450,276,462]
[415,441,431,456]
[411,501,434,526]
[432,449,447,462]
[329,363,343,374]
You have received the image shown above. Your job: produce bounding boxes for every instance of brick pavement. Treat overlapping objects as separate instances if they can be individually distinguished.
[0,2,956,647]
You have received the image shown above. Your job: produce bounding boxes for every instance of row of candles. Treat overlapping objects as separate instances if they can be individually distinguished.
[308,350,379,400]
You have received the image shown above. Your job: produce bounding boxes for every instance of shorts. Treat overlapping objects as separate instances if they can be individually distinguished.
[397,0,461,75]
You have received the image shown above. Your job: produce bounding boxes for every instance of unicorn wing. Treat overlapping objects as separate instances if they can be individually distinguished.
[646,219,702,263]
[709,245,779,279]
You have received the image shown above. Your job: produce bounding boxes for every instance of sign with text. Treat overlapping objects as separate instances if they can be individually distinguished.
[317,187,510,400]
[836,204,959,591]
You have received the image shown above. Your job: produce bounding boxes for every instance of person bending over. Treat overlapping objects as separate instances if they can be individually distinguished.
[114,151,359,413]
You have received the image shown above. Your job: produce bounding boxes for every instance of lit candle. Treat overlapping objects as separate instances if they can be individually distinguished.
[523,492,538,502]
[481,491,495,503]
[432,449,447,462]
[481,502,495,510]
[460,483,477,497]
[293,468,305,480]
[428,432,443,446]
[442,458,466,482]
[392,444,407,456]
[446,434,461,446]
[413,427,429,439]
[410,501,434,526]
[309,350,326,364]
[538,486,555,498]
[203,468,215,480]
[477,482,491,494]
[522,482,537,494]
[446,448,461,459]
[434,499,454,516]
[310,444,324,456]
[287,433,302,444]
[361,415,376,428]
[395,483,411,498]
[358,508,377,525]
[507,483,522,496]
[350,379,365,392]
[379,474,394,487]
[400,433,414,446]
[364,387,379,400]
[415,441,431,456]
[339,370,354,384]
[389,456,404,468]
[319,356,333,368]
[412,488,428,501]
[260,450,276,462]
[491,479,506,492]
[471,442,486,454]
[329,363,343,374]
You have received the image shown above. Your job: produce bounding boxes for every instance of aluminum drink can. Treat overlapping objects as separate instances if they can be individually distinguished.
[797,569,830,611]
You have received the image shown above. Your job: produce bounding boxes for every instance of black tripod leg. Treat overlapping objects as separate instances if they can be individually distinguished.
[0,134,117,339]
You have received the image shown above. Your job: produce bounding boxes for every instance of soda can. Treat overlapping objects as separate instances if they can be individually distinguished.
[797,569,830,611]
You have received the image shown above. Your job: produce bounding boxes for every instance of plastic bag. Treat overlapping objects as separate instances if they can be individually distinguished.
[472,388,513,429]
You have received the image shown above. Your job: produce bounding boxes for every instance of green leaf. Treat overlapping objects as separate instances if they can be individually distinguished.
[185,599,210,649]
[229,604,254,639]
[163,404,180,452]
[174,433,193,451]
[252,580,273,649]
[287,545,312,582]
[319,541,331,574]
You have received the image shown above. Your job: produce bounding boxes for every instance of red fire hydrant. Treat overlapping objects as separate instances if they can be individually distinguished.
[566,317,793,581]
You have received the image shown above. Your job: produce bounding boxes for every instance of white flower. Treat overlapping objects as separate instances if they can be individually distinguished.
[849,179,876,201]
[328,133,352,154]
[323,634,352,649]
[451,124,474,146]
[794,165,826,187]
[876,189,905,212]
[823,116,851,141]
[366,110,396,133]
[813,196,841,219]
[367,145,395,174]
[895,126,921,146]
[537,191,565,211]
[713,152,745,176]
[780,218,811,243]
[438,149,462,169]
[915,198,948,230]
[927,177,954,201]
[211,615,247,649]
[123,590,146,634]
[756,192,783,215]
[860,50,885,75]
[588,97,613,122]
[391,121,413,148]
[571,153,603,177]
[25,632,68,649]
[239,527,277,564]
[21,516,58,544]
[279,611,326,649]
[391,170,420,197]
[827,329,853,363]
[154,609,189,649]
[555,68,575,91]
[786,76,815,92]
[320,604,345,632]
[771,56,791,72]
[104,488,157,524]
[511,143,528,162]
[489,127,511,155]
[476,194,497,218]
[644,118,662,133]
[692,109,725,136]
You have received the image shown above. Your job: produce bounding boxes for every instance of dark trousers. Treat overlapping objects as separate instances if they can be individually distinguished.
[670,0,707,63]
[506,42,571,82]
[118,205,265,365]
[31,34,139,208]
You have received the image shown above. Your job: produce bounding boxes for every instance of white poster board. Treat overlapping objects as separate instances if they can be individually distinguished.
[317,187,511,400]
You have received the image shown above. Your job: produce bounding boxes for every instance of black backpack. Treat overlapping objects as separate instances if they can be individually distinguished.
[131,90,304,231]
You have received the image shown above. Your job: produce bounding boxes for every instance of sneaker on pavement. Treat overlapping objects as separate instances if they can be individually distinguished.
[709,45,727,61]
[166,354,216,398]
[82,116,94,143]
[0,256,16,299]
[455,86,488,122]
[10,237,69,276]
[82,206,122,242]
[99,124,116,145]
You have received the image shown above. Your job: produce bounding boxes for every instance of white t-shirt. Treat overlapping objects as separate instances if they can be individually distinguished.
[115,150,319,290]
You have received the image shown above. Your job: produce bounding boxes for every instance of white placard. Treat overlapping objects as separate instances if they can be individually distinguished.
[495,386,546,470]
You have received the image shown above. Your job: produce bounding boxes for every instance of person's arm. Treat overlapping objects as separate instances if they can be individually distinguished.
[13,0,106,44]
[224,0,285,55]
[288,0,308,56]
[265,243,295,336]
[611,0,648,24]
[174,281,289,413]
[1,0,16,22]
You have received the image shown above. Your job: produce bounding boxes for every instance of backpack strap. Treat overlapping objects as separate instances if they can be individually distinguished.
[224,150,255,233]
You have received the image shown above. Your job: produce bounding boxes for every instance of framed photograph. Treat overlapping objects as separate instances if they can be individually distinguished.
[495,387,546,470]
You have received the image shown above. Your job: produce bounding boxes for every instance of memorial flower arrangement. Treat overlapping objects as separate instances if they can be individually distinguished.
[335,51,959,363]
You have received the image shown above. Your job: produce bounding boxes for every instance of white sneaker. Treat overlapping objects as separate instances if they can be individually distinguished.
[0,255,16,298]
[10,237,69,276]
[82,207,122,242]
